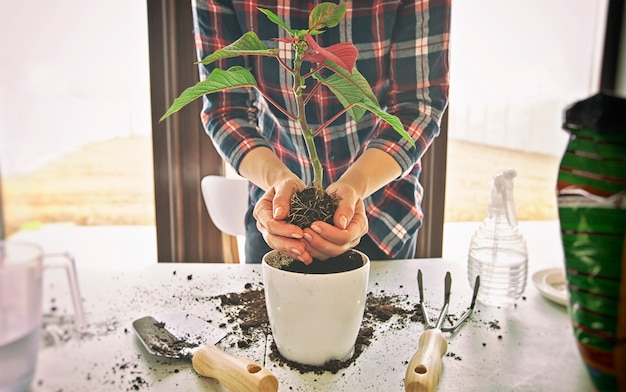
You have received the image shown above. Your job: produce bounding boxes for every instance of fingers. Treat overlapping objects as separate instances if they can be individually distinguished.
[271,178,304,220]
[326,182,358,230]
[253,180,313,264]
[303,198,368,260]
[303,229,360,260]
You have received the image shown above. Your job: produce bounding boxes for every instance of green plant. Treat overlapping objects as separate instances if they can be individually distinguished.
[160,2,413,227]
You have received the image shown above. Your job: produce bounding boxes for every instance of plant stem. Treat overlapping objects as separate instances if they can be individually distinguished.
[293,46,324,192]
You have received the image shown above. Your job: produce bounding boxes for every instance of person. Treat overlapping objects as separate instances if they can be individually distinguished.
[192,0,450,264]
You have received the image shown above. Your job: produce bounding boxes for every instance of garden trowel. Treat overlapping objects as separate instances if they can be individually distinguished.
[133,312,278,392]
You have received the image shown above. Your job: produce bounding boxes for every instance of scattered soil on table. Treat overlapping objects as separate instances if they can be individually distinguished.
[42,312,120,348]
[211,285,421,374]
[446,352,463,361]
[470,309,502,331]
[36,273,510,390]
[217,283,271,334]
[41,311,152,390]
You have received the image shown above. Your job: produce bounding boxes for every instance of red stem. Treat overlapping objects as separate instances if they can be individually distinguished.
[303,81,323,105]
[312,103,355,137]
[255,88,297,121]
[276,56,294,73]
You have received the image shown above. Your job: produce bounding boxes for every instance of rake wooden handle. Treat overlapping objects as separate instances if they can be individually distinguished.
[192,343,278,392]
[405,328,448,392]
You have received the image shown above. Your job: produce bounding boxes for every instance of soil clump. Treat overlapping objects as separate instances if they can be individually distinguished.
[287,187,338,228]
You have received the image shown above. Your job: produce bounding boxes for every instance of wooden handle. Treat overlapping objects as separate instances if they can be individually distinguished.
[192,343,278,392]
[405,328,448,392]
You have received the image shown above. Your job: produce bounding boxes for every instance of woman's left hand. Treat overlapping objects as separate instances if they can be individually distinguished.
[302,182,368,260]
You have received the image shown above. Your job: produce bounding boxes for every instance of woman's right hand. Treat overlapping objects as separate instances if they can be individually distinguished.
[253,177,313,264]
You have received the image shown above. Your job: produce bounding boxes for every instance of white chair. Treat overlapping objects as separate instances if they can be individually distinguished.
[200,175,249,263]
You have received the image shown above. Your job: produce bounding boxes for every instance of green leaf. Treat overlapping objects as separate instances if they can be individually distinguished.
[355,100,415,146]
[315,65,414,146]
[309,3,347,30]
[160,66,257,121]
[198,32,275,65]
[315,62,380,119]
[295,28,323,40]
[258,8,291,34]
[316,71,368,121]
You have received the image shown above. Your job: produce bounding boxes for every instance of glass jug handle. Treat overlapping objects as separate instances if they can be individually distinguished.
[42,252,86,329]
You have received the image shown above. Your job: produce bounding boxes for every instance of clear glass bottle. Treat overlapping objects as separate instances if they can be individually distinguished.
[467,169,528,307]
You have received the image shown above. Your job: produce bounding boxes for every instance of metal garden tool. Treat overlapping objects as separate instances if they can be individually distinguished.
[405,270,480,392]
[133,312,278,392]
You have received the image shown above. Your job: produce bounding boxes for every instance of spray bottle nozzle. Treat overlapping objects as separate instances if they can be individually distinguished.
[488,169,519,226]
[492,169,517,191]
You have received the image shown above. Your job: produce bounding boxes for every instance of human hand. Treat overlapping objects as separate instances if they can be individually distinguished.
[252,177,315,263]
[301,182,368,261]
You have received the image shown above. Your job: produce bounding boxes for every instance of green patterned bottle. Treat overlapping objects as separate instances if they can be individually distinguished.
[557,92,626,391]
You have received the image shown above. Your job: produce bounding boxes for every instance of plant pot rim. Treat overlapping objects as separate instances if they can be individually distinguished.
[261,248,370,275]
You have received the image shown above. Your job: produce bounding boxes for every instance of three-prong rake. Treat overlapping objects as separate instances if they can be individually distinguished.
[404,269,480,392]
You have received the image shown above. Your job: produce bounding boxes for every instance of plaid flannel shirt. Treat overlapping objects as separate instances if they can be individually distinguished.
[192,0,450,257]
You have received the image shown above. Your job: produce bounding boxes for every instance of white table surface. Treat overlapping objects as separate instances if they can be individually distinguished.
[29,254,594,392]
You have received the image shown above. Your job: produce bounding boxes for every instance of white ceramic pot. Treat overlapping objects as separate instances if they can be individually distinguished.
[261,249,370,366]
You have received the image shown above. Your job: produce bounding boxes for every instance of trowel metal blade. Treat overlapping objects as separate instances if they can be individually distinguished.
[133,312,227,360]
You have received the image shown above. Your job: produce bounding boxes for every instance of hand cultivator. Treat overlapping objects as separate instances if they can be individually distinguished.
[405,270,480,392]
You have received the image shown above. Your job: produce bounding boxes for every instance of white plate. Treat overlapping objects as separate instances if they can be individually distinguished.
[532,268,568,306]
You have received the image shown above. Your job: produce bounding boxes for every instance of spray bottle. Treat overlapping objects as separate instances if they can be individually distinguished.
[467,169,528,307]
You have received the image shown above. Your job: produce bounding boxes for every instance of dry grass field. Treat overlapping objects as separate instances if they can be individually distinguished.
[444,139,560,222]
[1,136,561,236]
[2,136,156,236]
